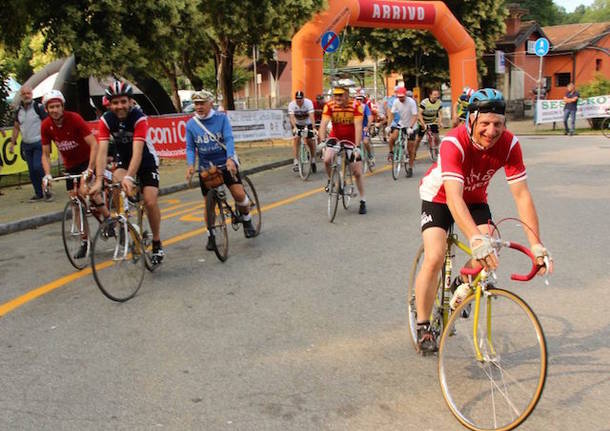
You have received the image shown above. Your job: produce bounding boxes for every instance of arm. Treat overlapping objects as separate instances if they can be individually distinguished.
[308,112,316,128]
[84,134,98,173]
[509,180,541,247]
[9,120,20,153]
[289,113,296,130]
[41,144,52,177]
[354,116,363,148]
[185,123,196,179]
[318,116,330,142]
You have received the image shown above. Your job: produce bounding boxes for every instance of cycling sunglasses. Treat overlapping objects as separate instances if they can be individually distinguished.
[468,100,506,115]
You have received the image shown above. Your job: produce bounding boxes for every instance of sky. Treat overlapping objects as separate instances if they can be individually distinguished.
[554,0,595,12]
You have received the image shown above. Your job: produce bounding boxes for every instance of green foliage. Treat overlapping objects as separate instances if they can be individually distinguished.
[516,0,567,26]
[580,0,610,22]
[343,1,507,90]
[578,74,610,98]
[0,63,12,127]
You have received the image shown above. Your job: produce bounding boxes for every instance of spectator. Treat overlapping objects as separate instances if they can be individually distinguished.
[563,82,579,136]
[9,85,51,202]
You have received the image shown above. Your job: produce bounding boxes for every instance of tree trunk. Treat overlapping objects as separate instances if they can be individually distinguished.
[182,53,204,90]
[218,40,236,110]
[161,62,182,112]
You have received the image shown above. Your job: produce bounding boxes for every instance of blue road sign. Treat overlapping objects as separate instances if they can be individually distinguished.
[321,31,340,53]
[535,37,550,57]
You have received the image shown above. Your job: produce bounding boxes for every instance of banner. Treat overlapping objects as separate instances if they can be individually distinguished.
[536,95,610,124]
[0,130,60,176]
[1,109,291,173]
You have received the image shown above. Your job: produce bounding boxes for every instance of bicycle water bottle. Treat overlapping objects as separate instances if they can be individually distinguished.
[450,283,471,310]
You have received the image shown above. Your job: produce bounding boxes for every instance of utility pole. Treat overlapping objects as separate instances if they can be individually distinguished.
[253,45,258,109]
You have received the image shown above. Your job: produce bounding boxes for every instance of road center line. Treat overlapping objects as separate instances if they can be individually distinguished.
[0,165,391,317]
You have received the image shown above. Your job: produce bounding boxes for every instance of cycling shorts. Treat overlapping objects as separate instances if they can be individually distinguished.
[325,138,361,162]
[138,167,160,189]
[64,161,90,191]
[295,124,314,138]
[198,165,242,197]
[391,125,416,140]
[421,201,492,232]
[418,123,439,137]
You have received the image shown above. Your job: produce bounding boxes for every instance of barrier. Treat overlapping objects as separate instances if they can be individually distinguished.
[1,110,292,174]
[536,95,610,124]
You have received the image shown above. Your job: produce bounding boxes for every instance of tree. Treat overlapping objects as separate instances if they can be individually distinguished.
[580,0,610,22]
[196,0,325,109]
[516,0,567,26]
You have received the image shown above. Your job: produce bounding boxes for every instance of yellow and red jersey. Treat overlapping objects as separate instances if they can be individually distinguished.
[322,99,363,143]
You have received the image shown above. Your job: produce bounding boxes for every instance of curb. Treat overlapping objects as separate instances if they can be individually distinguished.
[0,159,292,236]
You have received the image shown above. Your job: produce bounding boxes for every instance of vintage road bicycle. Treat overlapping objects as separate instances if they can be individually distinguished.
[90,182,156,302]
[204,166,261,262]
[326,139,358,223]
[407,223,549,430]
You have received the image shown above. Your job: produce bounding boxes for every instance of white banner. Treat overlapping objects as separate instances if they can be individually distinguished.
[536,95,610,124]
[226,109,292,142]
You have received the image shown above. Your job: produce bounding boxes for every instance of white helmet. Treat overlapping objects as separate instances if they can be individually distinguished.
[42,90,65,107]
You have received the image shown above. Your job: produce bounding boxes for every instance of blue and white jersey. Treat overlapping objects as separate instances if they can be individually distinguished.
[99,107,159,169]
[186,110,236,170]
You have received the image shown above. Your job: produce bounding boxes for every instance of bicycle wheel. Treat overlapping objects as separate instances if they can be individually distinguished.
[298,140,312,180]
[137,208,156,272]
[429,134,439,162]
[61,200,90,270]
[327,168,340,222]
[91,217,145,302]
[602,117,610,138]
[392,141,402,180]
[342,162,354,210]
[438,288,547,431]
[242,176,262,236]
[205,190,229,262]
[407,244,445,352]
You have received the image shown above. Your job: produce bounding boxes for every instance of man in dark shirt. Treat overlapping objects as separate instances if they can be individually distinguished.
[563,82,579,136]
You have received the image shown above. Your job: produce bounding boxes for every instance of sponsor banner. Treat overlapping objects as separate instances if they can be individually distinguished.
[2,110,291,173]
[226,110,291,142]
[536,95,610,124]
[358,0,435,24]
[0,129,60,176]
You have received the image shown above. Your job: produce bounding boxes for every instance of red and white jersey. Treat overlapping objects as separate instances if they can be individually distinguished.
[419,124,527,204]
[41,111,92,170]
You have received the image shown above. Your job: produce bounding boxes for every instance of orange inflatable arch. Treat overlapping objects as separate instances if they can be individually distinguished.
[292,0,478,105]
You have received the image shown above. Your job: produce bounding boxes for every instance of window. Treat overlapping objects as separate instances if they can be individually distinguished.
[555,73,571,87]
[527,40,536,54]
[596,59,602,71]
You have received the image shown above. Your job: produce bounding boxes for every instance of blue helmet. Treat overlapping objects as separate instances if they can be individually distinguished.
[466,88,506,134]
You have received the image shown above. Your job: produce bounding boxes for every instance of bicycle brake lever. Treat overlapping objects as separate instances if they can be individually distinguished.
[542,256,551,286]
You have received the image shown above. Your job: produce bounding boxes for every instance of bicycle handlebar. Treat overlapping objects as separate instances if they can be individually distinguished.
[460,240,542,282]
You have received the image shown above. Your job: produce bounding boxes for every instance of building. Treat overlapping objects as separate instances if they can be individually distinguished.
[542,22,610,99]
[494,4,549,103]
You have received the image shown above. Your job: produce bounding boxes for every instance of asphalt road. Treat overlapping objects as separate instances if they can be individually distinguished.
[1,136,609,430]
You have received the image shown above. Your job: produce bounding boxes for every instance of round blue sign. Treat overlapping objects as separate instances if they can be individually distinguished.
[535,38,550,57]
[321,31,340,53]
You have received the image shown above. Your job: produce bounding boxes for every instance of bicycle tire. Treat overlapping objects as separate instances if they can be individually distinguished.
[342,162,354,210]
[438,288,547,431]
[61,200,90,270]
[139,214,156,272]
[298,140,312,180]
[602,117,610,138]
[407,244,445,352]
[242,175,261,236]
[327,168,340,222]
[205,190,229,262]
[429,133,439,162]
[91,217,145,302]
[392,141,402,180]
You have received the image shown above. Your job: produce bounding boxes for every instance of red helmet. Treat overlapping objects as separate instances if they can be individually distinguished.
[105,80,133,100]
[395,87,407,96]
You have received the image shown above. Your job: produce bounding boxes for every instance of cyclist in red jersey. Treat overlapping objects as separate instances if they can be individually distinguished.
[40,90,110,258]
[414,89,553,354]
[318,84,367,214]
